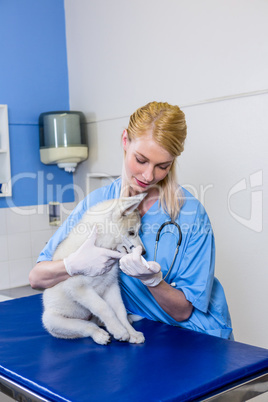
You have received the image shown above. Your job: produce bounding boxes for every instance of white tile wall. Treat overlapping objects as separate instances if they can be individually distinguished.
[0,261,10,290]
[0,208,7,235]
[0,202,76,290]
[0,235,8,261]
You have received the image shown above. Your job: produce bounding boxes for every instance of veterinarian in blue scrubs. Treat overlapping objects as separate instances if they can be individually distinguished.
[30,102,233,340]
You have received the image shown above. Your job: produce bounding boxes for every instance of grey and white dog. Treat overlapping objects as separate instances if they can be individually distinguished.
[42,194,146,345]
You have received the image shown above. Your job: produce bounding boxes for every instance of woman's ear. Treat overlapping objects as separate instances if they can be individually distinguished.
[122,129,128,151]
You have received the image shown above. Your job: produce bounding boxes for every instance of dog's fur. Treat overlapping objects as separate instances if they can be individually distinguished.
[42,194,146,345]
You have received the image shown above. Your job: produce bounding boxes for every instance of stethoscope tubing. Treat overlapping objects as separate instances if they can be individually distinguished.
[154,221,182,281]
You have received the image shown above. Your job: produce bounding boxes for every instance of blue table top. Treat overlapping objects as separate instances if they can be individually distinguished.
[0,294,268,402]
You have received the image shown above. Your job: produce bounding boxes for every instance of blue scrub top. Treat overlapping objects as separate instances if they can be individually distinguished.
[38,178,233,340]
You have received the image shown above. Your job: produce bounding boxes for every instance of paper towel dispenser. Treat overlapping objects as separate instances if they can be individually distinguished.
[39,111,88,172]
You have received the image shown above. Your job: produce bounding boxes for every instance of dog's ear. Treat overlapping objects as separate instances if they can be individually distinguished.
[117,193,147,217]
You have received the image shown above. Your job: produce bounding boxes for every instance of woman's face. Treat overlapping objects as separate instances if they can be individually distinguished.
[122,129,174,195]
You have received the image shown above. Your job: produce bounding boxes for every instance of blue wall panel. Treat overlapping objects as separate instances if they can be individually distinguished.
[5,125,74,208]
[0,0,74,208]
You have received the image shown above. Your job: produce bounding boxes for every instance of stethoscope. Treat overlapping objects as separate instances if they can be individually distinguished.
[121,220,182,285]
[153,221,182,282]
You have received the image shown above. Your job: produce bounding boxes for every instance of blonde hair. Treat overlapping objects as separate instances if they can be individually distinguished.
[121,101,187,220]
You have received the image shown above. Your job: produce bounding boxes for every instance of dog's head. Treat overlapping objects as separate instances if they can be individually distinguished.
[92,193,146,254]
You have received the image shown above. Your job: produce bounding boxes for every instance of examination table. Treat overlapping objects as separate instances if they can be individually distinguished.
[0,295,268,402]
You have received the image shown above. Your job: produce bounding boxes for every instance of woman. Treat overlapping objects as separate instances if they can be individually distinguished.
[30,101,233,340]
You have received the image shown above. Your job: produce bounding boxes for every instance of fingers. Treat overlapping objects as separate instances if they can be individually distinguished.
[95,250,123,275]
[119,253,136,276]
[132,246,143,262]
[89,254,117,276]
[147,261,161,274]
[105,249,125,259]
[119,246,149,277]
[121,246,143,268]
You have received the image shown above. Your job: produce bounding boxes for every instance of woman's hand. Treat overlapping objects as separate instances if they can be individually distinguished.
[119,245,193,322]
[64,225,123,276]
[119,246,163,287]
[29,226,123,290]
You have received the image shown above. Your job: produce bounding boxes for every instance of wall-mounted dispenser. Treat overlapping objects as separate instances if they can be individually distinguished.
[48,201,61,226]
[39,111,88,172]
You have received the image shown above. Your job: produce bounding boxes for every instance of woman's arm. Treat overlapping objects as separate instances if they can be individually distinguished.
[30,227,123,290]
[147,280,193,322]
[119,247,193,322]
[29,260,70,290]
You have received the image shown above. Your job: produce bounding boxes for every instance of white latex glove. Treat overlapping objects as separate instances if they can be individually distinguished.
[119,246,163,287]
[64,225,123,276]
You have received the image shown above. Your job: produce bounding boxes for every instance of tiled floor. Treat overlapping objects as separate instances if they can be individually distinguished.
[0,285,42,302]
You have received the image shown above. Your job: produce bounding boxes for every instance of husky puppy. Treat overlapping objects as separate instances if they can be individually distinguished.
[42,194,146,345]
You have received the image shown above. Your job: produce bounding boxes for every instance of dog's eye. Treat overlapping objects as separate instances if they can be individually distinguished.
[128,230,135,236]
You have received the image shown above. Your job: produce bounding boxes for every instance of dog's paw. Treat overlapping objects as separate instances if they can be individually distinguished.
[127,314,144,324]
[128,331,145,344]
[113,329,130,342]
[92,328,111,345]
